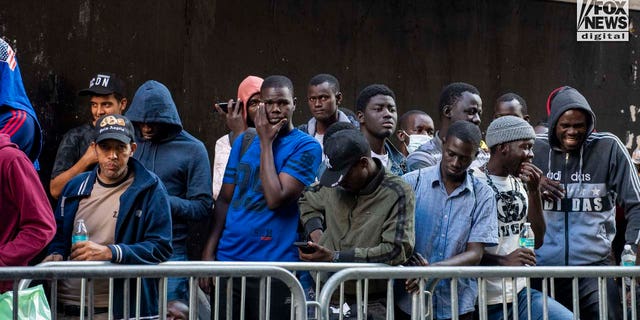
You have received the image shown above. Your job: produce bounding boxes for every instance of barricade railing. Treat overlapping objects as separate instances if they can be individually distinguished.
[318,266,640,320]
[11,261,386,320]
[9,263,640,320]
[3,262,308,320]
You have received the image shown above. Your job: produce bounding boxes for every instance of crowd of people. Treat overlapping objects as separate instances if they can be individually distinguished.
[2,36,640,320]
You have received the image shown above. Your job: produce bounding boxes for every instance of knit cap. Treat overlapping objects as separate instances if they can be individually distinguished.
[486,115,536,148]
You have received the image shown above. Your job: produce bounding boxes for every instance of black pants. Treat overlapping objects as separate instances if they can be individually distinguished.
[531,276,622,320]
[213,277,291,320]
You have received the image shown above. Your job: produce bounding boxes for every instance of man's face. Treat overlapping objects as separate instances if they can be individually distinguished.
[441,136,477,181]
[447,91,482,126]
[137,123,166,141]
[358,94,397,139]
[555,109,588,152]
[95,140,135,184]
[90,94,126,126]
[307,82,342,122]
[503,139,535,174]
[166,301,188,320]
[403,114,435,136]
[494,99,527,120]
[261,86,295,126]
[245,93,261,125]
[338,158,369,193]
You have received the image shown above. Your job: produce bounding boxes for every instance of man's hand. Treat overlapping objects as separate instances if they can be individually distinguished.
[501,248,536,266]
[216,99,247,134]
[199,252,216,294]
[539,176,565,202]
[519,162,543,192]
[79,142,98,167]
[404,253,429,294]
[299,242,334,262]
[254,104,287,142]
[42,254,64,262]
[309,229,323,243]
[69,241,112,261]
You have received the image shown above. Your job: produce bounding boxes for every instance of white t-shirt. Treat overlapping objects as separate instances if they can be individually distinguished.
[473,170,528,304]
[371,151,389,169]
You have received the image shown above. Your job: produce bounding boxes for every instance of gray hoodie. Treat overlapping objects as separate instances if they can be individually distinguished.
[532,86,640,266]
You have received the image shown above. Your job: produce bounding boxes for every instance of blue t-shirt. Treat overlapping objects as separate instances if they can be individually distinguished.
[217,128,322,262]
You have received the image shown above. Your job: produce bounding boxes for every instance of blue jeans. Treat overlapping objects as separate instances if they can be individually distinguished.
[167,245,188,301]
[487,287,573,320]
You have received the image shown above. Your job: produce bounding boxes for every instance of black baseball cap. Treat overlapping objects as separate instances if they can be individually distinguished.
[95,114,135,144]
[79,72,126,96]
[320,129,371,187]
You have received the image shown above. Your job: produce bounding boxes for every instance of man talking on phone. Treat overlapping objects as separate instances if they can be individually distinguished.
[298,125,415,319]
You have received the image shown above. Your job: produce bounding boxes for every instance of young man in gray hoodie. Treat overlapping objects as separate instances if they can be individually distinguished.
[533,86,640,319]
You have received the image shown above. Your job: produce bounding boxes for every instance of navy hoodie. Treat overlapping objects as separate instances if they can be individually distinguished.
[125,80,213,249]
[532,86,640,266]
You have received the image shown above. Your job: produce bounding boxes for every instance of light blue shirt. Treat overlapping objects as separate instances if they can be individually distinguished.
[401,164,498,319]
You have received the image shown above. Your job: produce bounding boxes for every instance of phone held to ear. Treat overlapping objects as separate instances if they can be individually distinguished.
[293,241,317,254]
[215,101,244,113]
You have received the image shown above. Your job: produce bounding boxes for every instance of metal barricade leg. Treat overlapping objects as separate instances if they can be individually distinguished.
[159,277,167,320]
[571,277,579,320]
[451,278,458,320]
[189,277,198,320]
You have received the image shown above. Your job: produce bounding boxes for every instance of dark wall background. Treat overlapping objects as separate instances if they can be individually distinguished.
[2,0,639,255]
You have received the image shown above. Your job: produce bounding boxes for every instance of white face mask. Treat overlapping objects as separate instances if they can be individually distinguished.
[406,134,433,153]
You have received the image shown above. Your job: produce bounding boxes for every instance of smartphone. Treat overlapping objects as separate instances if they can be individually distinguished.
[293,241,317,254]
[215,101,243,113]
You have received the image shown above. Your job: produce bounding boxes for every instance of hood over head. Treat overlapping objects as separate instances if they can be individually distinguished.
[125,80,183,141]
[237,76,263,126]
[547,86,596,148]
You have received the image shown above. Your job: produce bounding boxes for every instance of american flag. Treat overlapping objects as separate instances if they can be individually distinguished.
[0,39,17,71]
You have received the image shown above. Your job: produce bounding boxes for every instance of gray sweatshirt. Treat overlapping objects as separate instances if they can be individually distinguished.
[533,86,640,266]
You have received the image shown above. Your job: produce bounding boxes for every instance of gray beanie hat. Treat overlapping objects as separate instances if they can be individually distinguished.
[486,116,536,148]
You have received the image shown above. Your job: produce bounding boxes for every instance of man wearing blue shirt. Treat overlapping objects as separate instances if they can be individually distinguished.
[201,75,322,319]
[399,120,498,320]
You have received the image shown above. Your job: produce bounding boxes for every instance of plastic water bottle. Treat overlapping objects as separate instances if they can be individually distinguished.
[519,222,535,249]
[621,244,636,287]
[72,219,89,244]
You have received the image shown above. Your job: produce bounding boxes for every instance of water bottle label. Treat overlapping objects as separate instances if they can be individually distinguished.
[72,235,88,244]
[623,261,635,267]
[519,238,534,249]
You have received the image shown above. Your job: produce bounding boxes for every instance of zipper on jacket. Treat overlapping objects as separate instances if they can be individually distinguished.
[60,196,66,217]
[564,152,569,266]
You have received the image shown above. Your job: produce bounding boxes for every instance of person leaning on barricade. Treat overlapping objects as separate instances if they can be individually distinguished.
[125,80,213,302]
[200,75,322,319]
[532,86,640,319]
[44,114,173,319]
[475,115,573,319]
[298,125,415,319]
[398,120,498,320]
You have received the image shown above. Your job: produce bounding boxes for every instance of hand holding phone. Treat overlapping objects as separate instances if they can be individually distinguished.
[214,101,244,113]
[294,241,317,254]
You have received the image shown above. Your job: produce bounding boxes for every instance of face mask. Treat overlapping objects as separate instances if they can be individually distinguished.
[406,134,432,153]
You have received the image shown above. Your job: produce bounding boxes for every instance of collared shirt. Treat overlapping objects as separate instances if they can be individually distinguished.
[401,164,498,319]
[406,131,490,172]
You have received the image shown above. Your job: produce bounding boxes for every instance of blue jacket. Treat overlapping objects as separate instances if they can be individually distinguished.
[48,157,173,319]
[125,80,213,248]
[0,39,42,163]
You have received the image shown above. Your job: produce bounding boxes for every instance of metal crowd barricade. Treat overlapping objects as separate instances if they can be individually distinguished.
[12,261,386,320]
[318,266,640,320]
[4,262,307,320]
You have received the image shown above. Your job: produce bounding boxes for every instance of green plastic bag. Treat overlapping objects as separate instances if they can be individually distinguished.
[0,284,51,320]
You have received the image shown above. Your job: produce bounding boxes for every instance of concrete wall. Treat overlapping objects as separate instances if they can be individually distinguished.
[2,0,639,254]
